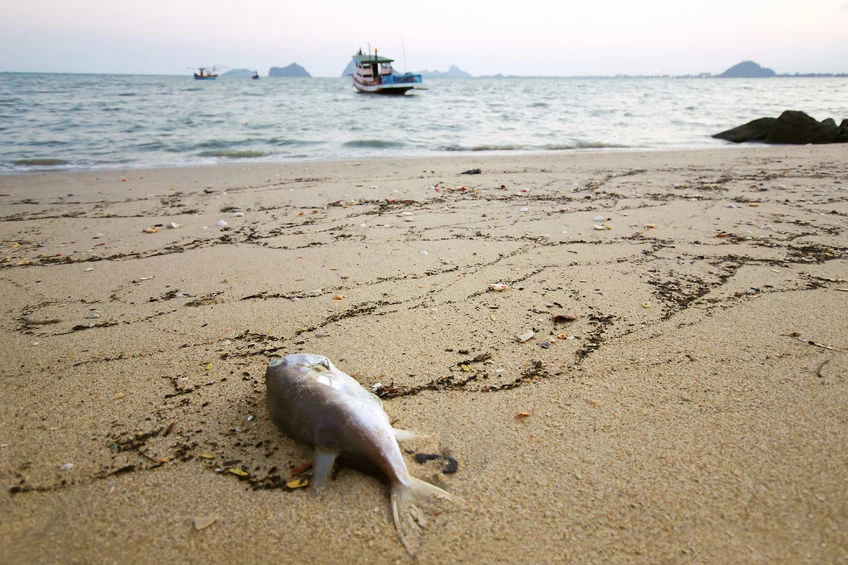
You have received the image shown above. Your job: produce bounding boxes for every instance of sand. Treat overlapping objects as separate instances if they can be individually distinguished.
[1,146,846,563]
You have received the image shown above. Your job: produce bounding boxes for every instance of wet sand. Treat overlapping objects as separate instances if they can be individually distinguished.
[1,146,847,563]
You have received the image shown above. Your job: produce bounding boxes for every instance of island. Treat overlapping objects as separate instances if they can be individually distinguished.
[269,63,311,78]
[718,61,776,78]
[222,68,258,78]
[418,65,471,78]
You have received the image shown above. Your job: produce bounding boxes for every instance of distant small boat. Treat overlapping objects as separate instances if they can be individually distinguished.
[352,49,421,95]
[194,67,219,80]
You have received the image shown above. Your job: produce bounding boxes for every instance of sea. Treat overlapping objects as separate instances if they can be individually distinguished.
[1,72,846,174]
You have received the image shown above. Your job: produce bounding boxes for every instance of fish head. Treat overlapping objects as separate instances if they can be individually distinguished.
[267,354,377,402]
[269,353,333,377]
[268,353,345,388]
[266,354,352,447]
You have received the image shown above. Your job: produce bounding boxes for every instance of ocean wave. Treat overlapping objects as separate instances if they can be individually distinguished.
[0,98,25,108]
[12,158,70,167]
[545,141,630,150]
[197,149,269,159]
[1,73,844,171]
[342,139,406,149]
[437,143,523,152]
[30,139,71,147]
[194,139,249,150]
[134,140,169,151]
[469,144,522,152]
[121,124,145,133]
[441,141,630,153]
[269,137,317,147]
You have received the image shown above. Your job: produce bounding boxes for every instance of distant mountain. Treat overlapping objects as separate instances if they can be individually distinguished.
[339,59,470,78]
[223,68,257,78]
[341,59,356,77]
[418,65,471,78]
[719,61,776,78]
[269,63,311,78]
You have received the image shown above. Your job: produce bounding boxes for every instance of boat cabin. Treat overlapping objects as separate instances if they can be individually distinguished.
[353,51,397,85]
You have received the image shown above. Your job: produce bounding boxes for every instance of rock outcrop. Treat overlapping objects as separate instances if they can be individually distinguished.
[719,61,776,78]
[419,65,471,78]
[269,63,311,78]
[222,68,256,78]
[713,111,848,144]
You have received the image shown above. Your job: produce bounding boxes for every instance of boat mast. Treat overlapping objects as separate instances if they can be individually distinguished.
[402,37,407,73]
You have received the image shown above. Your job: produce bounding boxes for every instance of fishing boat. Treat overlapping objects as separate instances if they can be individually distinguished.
[351,49,421,95]
[194,67,219,80]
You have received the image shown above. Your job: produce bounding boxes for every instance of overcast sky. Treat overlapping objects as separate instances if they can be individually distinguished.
[2,0,847,77]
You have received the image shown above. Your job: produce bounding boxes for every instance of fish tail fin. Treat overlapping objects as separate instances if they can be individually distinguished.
[391,477,455,556]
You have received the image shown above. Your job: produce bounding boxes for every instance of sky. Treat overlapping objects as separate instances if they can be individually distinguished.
[2,0,848,77]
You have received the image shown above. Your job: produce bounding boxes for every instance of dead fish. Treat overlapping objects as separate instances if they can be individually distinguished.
[266,353,454,555]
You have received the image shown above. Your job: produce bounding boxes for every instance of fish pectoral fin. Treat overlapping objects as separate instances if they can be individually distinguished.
[392,428,418,442]
[312,448,339,493]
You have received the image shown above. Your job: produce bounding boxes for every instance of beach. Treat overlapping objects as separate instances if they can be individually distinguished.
[1,145,846,563]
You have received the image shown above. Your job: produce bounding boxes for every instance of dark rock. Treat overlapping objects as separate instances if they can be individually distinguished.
[412,452,458,474]
[767,111,847,144]
[712,117,776,143]
[713,111,848,144]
